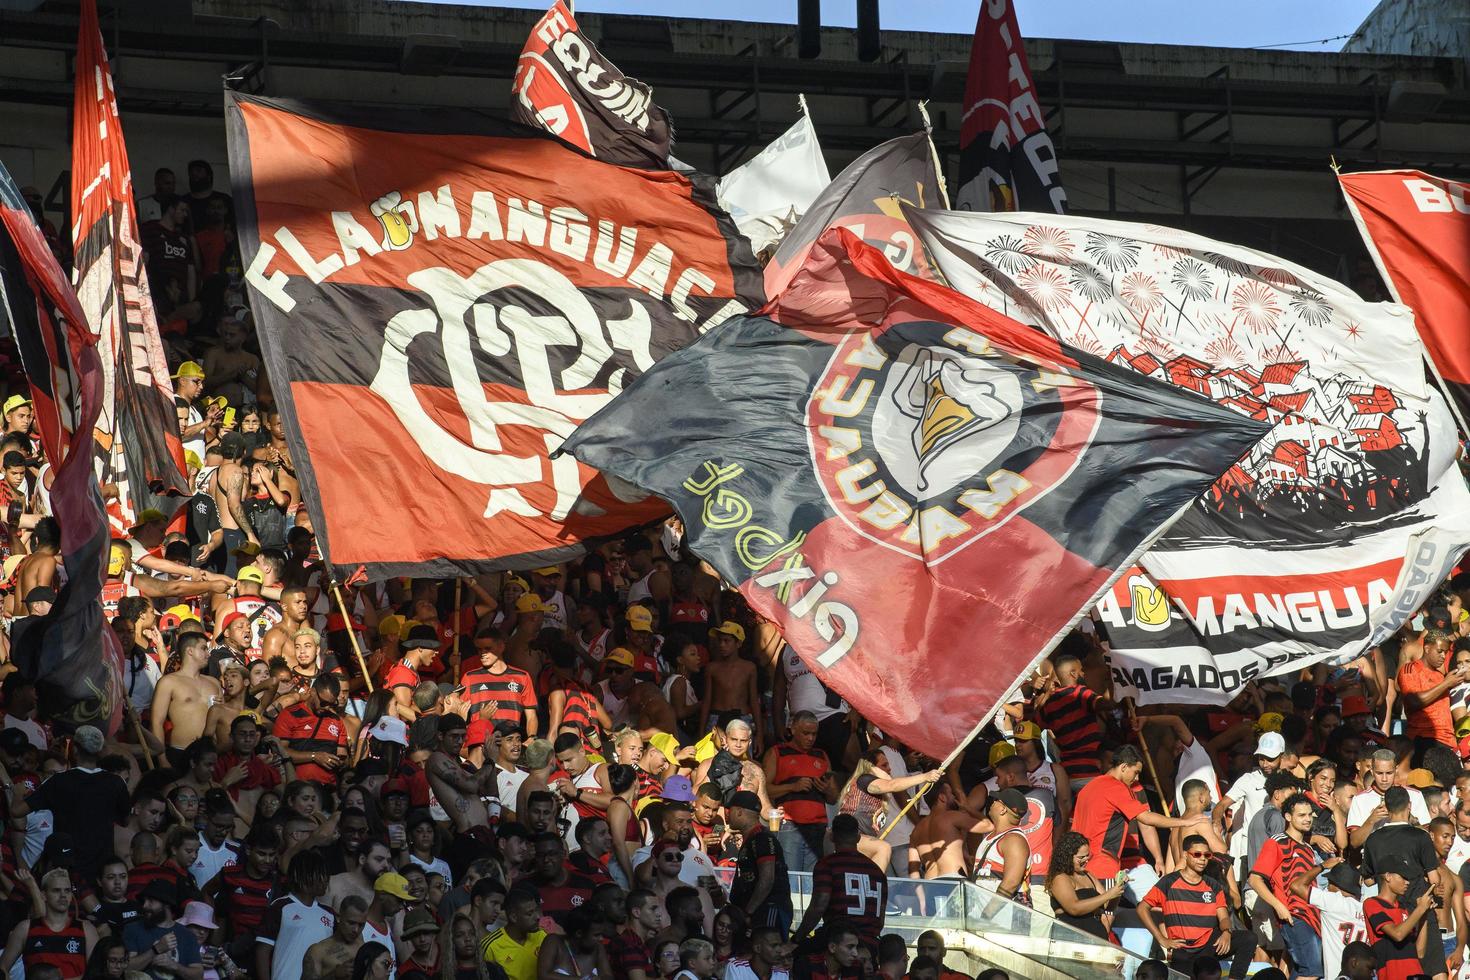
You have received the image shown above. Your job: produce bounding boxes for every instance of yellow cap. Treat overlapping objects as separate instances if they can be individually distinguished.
[708,620,745,643]
[647,731,680,761]
[164,604,193,621]
[504,575,530,592]
[533,566,561,576]
[1406,768,1438,789]
[626,605,654,632]
[171,361,206,380]
[2,395,31,416]
[236,566,264,583]
[373,872,415,901]
[604,647,635,668]
[184,451,202,470]
[515,593,546,614]
[1255,712,1284,734]
[989,741,1017,766]
[106,540,128,577]
[378,614,406,639]
[129,507,167,529]
[1013,721,1042,741]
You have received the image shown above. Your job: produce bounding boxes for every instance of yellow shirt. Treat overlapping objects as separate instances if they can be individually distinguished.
[483,927,546,980]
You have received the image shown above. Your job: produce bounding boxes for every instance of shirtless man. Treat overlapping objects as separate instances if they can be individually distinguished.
[1429,816,1468,974]
[260,587,310,664]
[302,894,367,980]
[114,789,169,863]
[205,659,249,746]
[700,621,761,752]
[625,678,679,738]
[515,738,556,824]
[259,411,301,505]
[14,516,60,597]
[202,319,262,407]
[908,783,985,879]
[150,633,223,766]
[206,434,258,565]
[424,714,500,836]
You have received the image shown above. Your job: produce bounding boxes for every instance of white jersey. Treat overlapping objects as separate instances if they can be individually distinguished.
[1448,832,1470,874]
[627,571,654,603]
[540,589,572,632]
[1310,886,1364,980]
[597,680,630,728]
[781,644,843,723]
[1346,786,1431,831]
[191,837,240,889]
[259,895,335,980]
[1223,769,1268,860]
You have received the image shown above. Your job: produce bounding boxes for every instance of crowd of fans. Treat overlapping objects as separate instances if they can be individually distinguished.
[0,160,1469,980]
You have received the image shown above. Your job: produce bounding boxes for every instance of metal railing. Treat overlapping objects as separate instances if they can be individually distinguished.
[768,872,1187,980]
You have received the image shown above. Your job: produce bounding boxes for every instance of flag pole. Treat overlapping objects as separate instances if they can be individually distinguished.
[876,709,991,840]
[450,577,464,678]
[1127,700,1172,817]
[331,579,375,693]
[917,100,951,210]
[124,700,155,770]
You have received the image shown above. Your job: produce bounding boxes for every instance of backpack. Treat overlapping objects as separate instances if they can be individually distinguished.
[707,750,744,804]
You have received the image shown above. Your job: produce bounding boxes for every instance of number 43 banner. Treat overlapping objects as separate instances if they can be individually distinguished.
[225,92,763,577]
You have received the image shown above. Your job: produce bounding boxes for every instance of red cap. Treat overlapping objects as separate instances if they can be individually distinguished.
[380,777,411,798]
[466,718,493,749]
[220,611,247,631]
[1340,695,1371,718]
[653,839,683,859]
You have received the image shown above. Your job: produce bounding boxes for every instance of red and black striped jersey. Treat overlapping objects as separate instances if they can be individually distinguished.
[1035,684,1104,779]
[1250,834,1320,933]
[20,917,87,978]
[459,663,537,725]
[216,866,278,934]
[1142,871,1225,950]
[812,848,887,942]
[1364,896,1423,980]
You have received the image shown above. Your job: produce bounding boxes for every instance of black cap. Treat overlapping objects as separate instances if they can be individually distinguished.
[138,878,179,909]
[1424,605,1454,632]
[437,713,467,732]
[0,728,29,756]
[726,790,762,813]
[992,788,1028,816]
[41,832,76,866]
[1376,853,1416,880]
[1327,862,1361,897]
[401,624,440,650]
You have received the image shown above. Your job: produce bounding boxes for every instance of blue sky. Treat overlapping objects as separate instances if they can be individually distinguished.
[432,0,1383,50]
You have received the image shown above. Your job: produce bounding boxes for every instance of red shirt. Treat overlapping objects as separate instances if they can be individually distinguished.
[1397,659,1455,746]
[1072,774,1147,879]
[213,750,282,800]
[1364,896,1423,980]
[384,658,421,692]
[1249,834,1320,932]
[271,704,349,784]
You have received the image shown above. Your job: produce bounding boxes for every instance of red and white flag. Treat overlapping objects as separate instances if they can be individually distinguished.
[1339,170,1470,431]
[71,0,190,529]
[955,0,1067,214]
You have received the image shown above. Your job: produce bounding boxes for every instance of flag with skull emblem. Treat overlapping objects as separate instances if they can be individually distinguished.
[560,228,1269,757]
[224,92,762,578]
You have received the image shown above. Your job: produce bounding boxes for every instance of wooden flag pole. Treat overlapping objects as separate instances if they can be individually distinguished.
[1128,700,1172,816]
[124,700,156,770]
[876,716,987,841]
[331,579,374,693]
[450,578,464,677]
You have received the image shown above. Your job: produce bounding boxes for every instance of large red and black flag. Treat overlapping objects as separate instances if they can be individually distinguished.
[0,164,124,734]
[765,133,943,298]
[225,92,762,579]
[511,0,673,169]
[561,228,1268,757]
[71,0,190,529]
[955,0,1067,214]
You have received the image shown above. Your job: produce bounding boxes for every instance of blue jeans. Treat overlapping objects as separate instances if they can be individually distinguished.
[1280,918,1323,979]
[776,821,822,873]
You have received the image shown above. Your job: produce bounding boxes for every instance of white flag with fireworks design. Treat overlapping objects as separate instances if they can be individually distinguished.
[909,207,1470,704]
